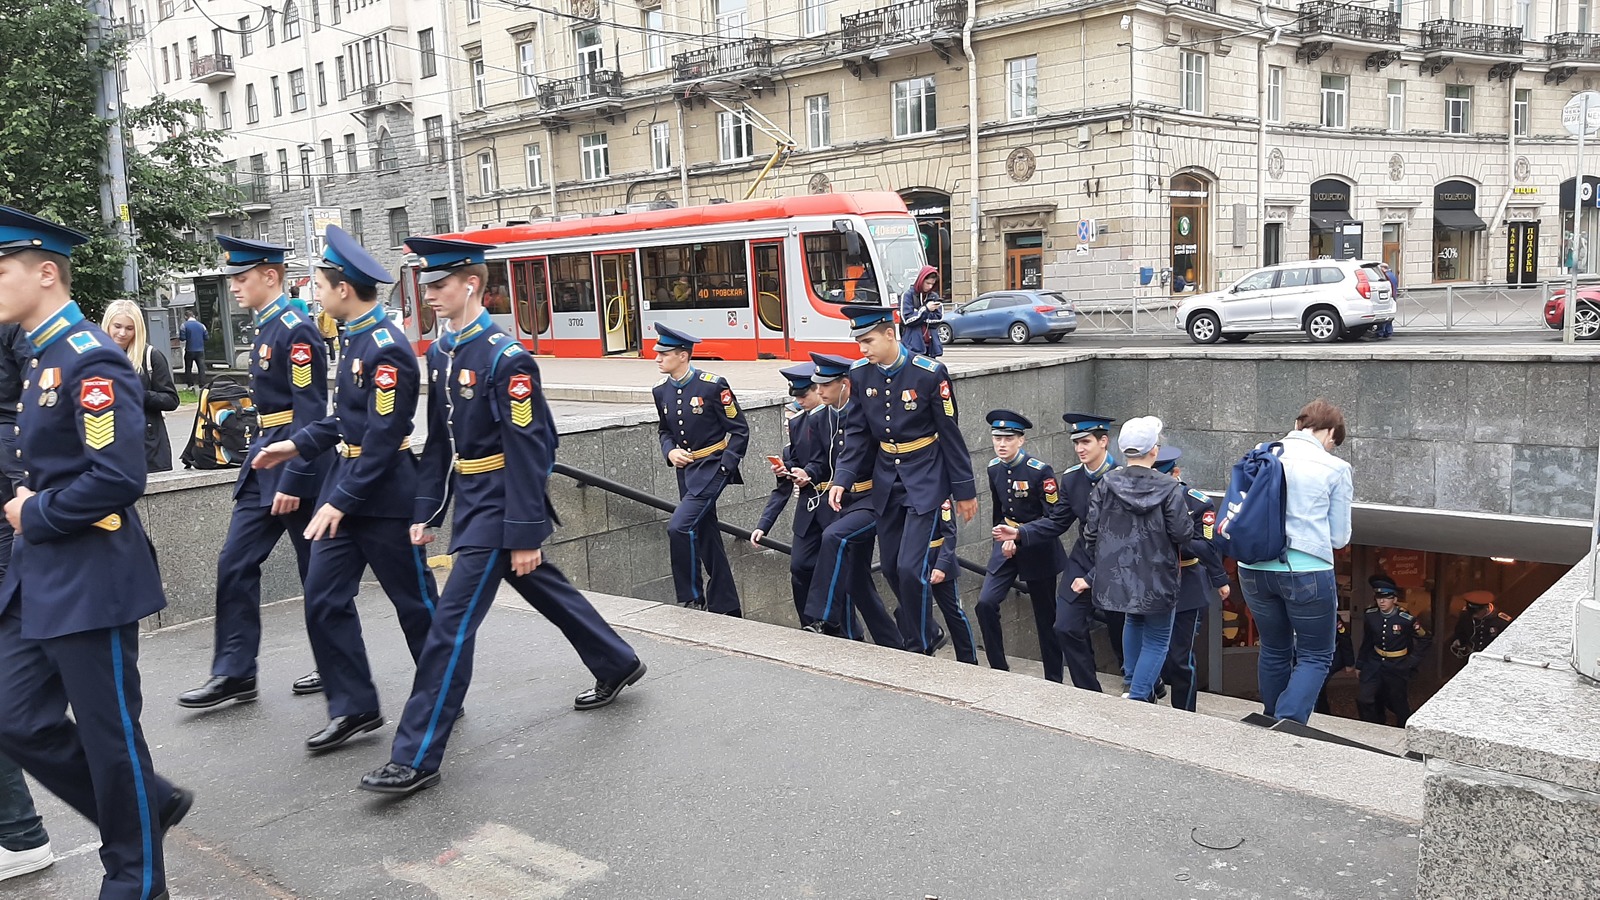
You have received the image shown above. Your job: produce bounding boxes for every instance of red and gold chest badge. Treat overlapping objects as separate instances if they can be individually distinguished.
[80,376,115,450]
[720,388,738,418]
[373,364,398,416]
[508,373,534,427]
[1043,477,1059,504]
[289,343,313,388]
[1202,508,1216,540]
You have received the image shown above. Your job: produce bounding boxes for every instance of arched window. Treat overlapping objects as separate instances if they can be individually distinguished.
[377,128,399,172]
[1169,172,1212,293]
[282,0,301,40]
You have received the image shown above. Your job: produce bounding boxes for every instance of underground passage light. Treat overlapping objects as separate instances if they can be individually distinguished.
[1490,557,1517,564]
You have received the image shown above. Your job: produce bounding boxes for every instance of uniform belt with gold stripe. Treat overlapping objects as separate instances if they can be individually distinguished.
[1180,557,1199,568]
[92,513,123,532]
[1376,647,1409,659]
[688,436,730,460]
[454,453,506,475]
[340,438,411,459]
[817,479,874,493]
[879,434,938,454]
[258,409,295,428]
[1004,517,1021,528]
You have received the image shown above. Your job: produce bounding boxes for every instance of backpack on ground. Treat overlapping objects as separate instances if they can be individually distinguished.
[1217,441,1288,565]
[180,377,258,470]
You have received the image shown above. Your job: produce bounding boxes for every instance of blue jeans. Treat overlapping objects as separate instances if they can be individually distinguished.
[1122,611,1176,702]
[0,750,47,852]
[1240,567,1337,723]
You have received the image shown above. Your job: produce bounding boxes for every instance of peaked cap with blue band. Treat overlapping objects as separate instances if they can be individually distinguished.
[653,324,700,354]
[216,234,290,275]
[0,206,89,259]
[1369,575,1400,597]
[840,304,897,337]
[986,409,1033,436]
[809,352,854,384]
[1062,411,1116,439]
[1154,445,1183,474]
[779,362,817,394]
[317,224,393,288]
[405,235,491,284]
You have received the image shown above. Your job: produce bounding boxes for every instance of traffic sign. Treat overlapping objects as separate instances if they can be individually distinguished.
[1564,92,1600,136]
[1077,219,1096,244]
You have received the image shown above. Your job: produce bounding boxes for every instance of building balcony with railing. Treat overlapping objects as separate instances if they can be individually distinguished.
[841,0,963,52]
[1549,32,1600,65]
[672,38,773,82]
[356,81,413,111]
[537,70,624,109]
[190,54,234,83]
[1296,1,1399,44]
[1419,19,1523,57]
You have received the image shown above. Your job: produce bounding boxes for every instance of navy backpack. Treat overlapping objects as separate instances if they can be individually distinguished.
[1217,441,1288,565]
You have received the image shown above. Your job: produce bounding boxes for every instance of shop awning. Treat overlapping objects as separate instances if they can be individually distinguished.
[1434,208,1488,231]
[1308,211,1348,232]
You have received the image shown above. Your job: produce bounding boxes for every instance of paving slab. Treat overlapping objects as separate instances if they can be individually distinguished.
[18,586,1419,900]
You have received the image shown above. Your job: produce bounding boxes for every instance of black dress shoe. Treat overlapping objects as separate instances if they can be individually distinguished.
[359,762,440,796]
[922,629,949,656]
[177,676,258,709]
[305,712,385,754]
[291,670,323,696]
[1154,681,1169,701]
[574,660,646,711]
[160,787,194,833]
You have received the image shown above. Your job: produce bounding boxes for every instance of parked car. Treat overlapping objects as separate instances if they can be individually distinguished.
[1543,289,1600,339]
[1175,259,1395,344]
[935,290,1078,345]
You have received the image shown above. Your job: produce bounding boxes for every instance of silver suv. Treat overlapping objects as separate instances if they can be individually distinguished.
[1176,259,1396,344]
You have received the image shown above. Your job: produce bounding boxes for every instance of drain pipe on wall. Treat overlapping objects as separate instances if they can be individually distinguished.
[964,0,980,304]
[1257,17,1278,264]
[1488,76,1518,281]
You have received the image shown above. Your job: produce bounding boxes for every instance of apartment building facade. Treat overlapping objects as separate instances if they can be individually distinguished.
[447,0,1600,302]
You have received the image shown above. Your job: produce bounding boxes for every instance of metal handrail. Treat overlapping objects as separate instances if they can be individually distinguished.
[551,461,988,577]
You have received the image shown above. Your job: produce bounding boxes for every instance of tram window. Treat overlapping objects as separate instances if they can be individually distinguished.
[803,232,879,305]
[641,241,748,310]
[549,253,596,313]
[483,261,512,315]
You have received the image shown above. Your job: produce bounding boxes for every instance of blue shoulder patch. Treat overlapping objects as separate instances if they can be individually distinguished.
[1063,463,1083,473]
[282,311,302,328]
[912,355,939,372]
[372,328,395,348]
[655,376,669,388]
[988,457,1002,467]
[68,331,102,354]
[1027,458,1047,470]
[1188,488,1208,502]
[849,357,869,369]
[500,342,523,357]
[699,370,725,384]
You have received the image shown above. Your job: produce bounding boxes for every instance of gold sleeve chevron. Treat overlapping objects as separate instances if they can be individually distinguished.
[84,411,115,450]
[291,363,312,388]
[510,398,533,428]
[375,389,395,416]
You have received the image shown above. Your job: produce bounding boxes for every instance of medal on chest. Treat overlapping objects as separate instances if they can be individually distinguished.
[690,396,705,414]
[1012,479,1029,497]
[37,367,60,407]
[350,357,364,385]
[902,389,918,411]
[257,344,272,371]
[457,367,477,400]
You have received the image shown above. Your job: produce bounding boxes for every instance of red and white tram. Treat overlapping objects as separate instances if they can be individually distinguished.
[396,192,927,359]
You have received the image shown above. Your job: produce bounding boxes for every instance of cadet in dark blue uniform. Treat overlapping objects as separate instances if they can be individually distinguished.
[652,326,748,616]
[1034,413,1121,692]
[179,236,332,708]
[1356,576,1430,727]
[0,207,192,900]
[925,498,978,664]
[826,306,977,654]
[361,237,643,796]
[750,363,823,625]
[251,226,440,753]
[800,353,904,648]
[976,411,1067,682]
[1153,448,1230,712]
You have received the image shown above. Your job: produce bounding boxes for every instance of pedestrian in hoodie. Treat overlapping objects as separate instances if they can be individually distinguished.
[899,265,944,357]
[1073,416,1193,702]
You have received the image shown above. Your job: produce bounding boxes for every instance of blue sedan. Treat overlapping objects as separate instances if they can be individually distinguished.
[935,290,1078,345]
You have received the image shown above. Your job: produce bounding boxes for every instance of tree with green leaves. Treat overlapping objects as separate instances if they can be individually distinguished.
[0,0,236,318]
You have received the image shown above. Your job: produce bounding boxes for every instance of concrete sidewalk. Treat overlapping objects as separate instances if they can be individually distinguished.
[19,587,1420,899]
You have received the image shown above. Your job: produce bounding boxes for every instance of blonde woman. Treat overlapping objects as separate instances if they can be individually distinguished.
[101,300,180,471]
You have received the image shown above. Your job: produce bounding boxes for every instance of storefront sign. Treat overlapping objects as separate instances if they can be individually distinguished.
[1309,179,1352,210]
[1177,216,1192,237]
[1558,175,1600,210]
[1512,186,1539,195]
[1380,550,1429,589]
[1507,222,1540,286]
[1434,181,1478,208]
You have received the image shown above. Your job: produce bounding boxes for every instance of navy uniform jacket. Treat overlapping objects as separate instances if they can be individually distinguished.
[1176,485,1230,613]
[0,325,32,494]
[290,307,419,519]
[986,452,1068,581]
[834,350,975,516]
[0,306,164,639]
[1019,456,1118,584]
[1358,606,1431,672]
[239,294,331,503]
[931,499,959,579]
[654,368,748,497]
[799,402,874,515]
[755,404,824,537]
[416,312,556,552]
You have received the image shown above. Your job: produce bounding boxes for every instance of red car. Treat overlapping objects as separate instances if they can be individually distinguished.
[1545,289,1600,339]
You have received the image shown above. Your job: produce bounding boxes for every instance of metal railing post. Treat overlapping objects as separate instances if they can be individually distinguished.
[1446,284,1454,329]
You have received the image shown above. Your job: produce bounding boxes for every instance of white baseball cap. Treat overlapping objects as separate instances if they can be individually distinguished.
[1118,415,1163,457]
